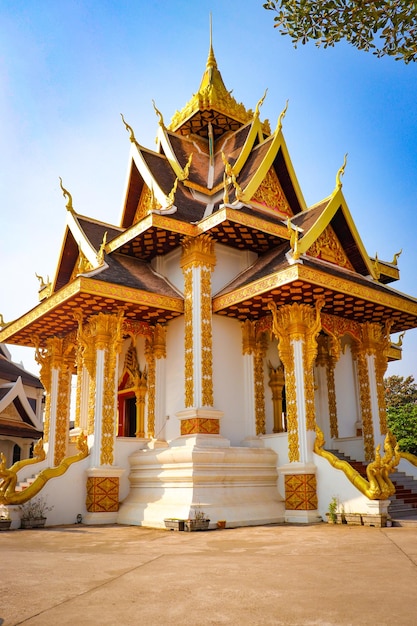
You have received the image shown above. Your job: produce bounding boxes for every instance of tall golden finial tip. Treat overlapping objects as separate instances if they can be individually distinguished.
[336,153,348,189]
[121,113,137,143]
[59,177,73,212]
[206,12,216,68]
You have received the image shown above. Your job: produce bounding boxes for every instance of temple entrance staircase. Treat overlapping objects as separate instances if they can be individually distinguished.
[330,450,417,527]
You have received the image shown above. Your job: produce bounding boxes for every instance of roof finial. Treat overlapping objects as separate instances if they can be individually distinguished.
[207,12,216,69]
[254,89,268,119]
[336,153,348,189]
[276,100,289,132]
[152,100,166,129]
[121,113,137,143]
[59,177,74,212]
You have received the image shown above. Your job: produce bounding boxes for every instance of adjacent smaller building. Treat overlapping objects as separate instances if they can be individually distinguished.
[0,344,44,465]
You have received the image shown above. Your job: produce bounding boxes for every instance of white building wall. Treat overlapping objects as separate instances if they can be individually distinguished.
[334,341,358,438]
[164,315,185,441]
[212,244,257,294]
[212,314,246,445]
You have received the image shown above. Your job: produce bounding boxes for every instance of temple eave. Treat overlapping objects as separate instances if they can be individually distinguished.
[0,277,184,348]
[213,262,417,332]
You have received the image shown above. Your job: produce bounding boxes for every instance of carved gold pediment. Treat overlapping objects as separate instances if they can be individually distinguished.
[252,168,291,216]
[307,225,354,271]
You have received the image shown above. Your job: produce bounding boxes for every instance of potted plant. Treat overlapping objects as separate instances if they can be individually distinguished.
[344,512,363,526]
[185,506,210,531]
[326,496,338,524]
[0,504,11,531]
[19,496,53,529]
[164,518,186,531]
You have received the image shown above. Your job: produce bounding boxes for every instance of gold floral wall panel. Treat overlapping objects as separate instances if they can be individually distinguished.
[86,476,119,513]
[180,417,220,435]
[285,474,318,510]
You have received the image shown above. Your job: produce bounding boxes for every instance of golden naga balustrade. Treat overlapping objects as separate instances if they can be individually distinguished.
[0,433,89,505]
[314,426,400,500]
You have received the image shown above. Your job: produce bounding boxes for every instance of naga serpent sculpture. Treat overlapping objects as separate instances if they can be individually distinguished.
[0,432,88,505]
[314,426,400,500]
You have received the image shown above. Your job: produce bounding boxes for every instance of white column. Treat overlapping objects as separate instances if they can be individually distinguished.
[243,353,256,439]
[154,358,167,439]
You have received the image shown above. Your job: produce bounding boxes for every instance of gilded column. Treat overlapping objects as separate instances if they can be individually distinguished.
[148,323,166,439]
[35,336,73,465]
[54,343,74,465]
[85,311,124,524]
[269,299,324,523]
[134,372,148,438]
[74,312,97,436]
[178,235,221,435]
[352,338,374,462]
[359,321,392,453]
[34,341,53,445]
[254,331,268,435]
[316,334,340,441]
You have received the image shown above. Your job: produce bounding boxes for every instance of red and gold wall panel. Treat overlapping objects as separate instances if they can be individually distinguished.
[86,476,120,513]
[285,474,318,510]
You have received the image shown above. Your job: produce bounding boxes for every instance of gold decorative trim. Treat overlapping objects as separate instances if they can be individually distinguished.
[183,267,194,407]
[241,319,256,355]
[89,312,124,465]
[145,339,155,438]
[268,302,299,461]
[201,267,214,407]
[180,234,216,270]
[254,332,268,435]
[213,261,417,319]
[352,342,374,462]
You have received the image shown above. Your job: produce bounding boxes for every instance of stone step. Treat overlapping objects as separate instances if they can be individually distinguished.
[330,448,417,520]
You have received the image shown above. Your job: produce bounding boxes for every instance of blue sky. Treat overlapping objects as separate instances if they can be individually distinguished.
[1,0,417,379]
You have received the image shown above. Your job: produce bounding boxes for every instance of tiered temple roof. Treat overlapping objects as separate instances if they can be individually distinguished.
[1,39,416,350]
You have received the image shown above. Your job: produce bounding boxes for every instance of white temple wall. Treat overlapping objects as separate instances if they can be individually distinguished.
[164,315,185,441]
[334,340,358,438]
[151,247,183,293]
[212,314,246,445]
[212,244,257,294]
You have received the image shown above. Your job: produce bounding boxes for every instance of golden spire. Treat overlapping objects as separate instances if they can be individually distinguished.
[169,15,252,132]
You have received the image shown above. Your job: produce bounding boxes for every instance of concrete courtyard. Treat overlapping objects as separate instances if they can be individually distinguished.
[1,522,417,625]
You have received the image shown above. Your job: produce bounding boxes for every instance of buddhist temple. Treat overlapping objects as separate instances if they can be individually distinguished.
[2,33,417,529]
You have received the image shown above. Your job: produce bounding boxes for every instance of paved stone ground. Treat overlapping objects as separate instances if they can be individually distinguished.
[1,523,417,625]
